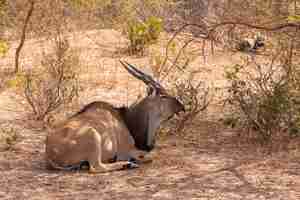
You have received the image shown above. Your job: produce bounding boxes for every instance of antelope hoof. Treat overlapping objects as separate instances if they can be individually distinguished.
[125,162,139,169]
[129,157,152,164]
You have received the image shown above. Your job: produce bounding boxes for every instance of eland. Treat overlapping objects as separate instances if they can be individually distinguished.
[45,61,185,173]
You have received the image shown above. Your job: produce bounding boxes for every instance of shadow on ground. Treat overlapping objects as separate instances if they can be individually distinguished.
[0,118,299,200]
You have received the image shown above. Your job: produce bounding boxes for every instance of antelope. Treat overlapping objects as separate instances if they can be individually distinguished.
[45,61,185,173]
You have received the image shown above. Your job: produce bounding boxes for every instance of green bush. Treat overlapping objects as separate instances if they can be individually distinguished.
[225,62,300,142]
[127,16,163,55]
[0,124,18,151]
[288,14,300,23]
[0,40,8,57]
[6,73,26,89]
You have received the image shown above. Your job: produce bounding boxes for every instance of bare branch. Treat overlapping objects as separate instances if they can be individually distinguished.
[14,0,35,74]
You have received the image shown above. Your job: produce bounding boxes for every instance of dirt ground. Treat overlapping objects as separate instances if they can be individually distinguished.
[0,30,300,200]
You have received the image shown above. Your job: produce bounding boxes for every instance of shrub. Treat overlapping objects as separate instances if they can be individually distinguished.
[224,62,300,142]
[6,73,26,88]
[172,74,210,133]
[154,48,211,136]
[148,35,211,136]
[0,40,8,57]
[24,36,79,121]
[0,124,18,151]
[127,16,163,55]
[158,72,211,137]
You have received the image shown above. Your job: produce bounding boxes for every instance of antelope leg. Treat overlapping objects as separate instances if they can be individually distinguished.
[116,150,152,164]
[78,127,138,173]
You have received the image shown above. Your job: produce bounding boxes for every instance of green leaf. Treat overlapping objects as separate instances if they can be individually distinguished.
[287,15,300,23]
[0,40,8,57]
[6,73,26,88]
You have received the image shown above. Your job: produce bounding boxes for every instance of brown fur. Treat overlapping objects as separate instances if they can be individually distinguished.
[45,101,149,173]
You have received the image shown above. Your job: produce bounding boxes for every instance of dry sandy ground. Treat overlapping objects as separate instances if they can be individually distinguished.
[0,29,300,200]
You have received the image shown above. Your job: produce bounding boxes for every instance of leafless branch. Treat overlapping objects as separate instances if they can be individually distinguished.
[14,0,35,73]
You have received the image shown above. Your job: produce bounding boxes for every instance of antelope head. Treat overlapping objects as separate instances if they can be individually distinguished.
[120,61,185,152]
